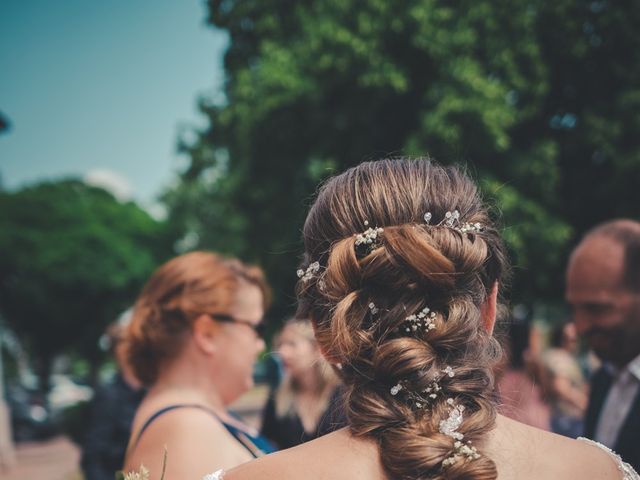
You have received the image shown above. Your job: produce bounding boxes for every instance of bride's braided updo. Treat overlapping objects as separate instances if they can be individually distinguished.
[296,159,508,480]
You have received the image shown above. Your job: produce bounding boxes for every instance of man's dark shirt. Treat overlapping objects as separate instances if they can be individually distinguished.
[81,373,145,480]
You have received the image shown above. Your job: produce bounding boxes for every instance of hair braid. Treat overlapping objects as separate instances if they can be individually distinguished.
[297,159,508,479]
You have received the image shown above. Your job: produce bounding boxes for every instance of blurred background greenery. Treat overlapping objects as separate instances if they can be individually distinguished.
[1,0,639,407]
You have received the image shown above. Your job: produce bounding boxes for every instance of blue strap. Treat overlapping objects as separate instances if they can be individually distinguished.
[128,403,272,458]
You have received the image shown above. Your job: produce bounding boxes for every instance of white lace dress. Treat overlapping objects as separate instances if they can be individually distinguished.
[204,439,639,480]
[202,470,224,480]
[203,471,224,480]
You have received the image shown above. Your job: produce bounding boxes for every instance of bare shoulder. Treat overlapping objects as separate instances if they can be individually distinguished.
[126,407,251,479]
[490,416,622,480]
[542,433,621,478]
[572,437,636,479]
[225,428,385,480]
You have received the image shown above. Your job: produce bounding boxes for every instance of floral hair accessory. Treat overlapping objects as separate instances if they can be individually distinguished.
[390,382,403,396]
[389,366,455,408]
[397,305,437,335]
[368,302,379,315]
[440,399,465,440]
[389,380,431,409]
[423,209,483,234]
[297,261,320,282]
[355,220,384,248]
[439,399,481,467]
[442,441,481,467]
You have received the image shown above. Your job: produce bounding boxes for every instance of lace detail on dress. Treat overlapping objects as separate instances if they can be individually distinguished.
[203,470,224,480]
[577,437,639,480]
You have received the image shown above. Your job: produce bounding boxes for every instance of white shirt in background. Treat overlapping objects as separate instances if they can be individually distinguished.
[595,353,640,448]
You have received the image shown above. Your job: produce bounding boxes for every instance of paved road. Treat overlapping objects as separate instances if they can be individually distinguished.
[0,436,81,480]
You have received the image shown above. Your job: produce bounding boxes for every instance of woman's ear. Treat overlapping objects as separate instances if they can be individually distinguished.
[310,319,341,365]
[192,314,218,354]
[481,282,499,335]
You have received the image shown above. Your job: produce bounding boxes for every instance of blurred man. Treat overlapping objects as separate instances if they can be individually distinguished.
[566,219,640,470]
[81,312,145,480]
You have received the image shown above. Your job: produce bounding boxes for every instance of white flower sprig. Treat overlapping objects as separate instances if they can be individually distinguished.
[389,366,455,408]
[423,209,483,234]
[397,305,437,335]
[439,399,481,467]
[297,261,320,282]
[355,220,384,247]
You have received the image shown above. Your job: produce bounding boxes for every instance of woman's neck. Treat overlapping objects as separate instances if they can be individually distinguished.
[293,366,323,393]
[149,358,227,413]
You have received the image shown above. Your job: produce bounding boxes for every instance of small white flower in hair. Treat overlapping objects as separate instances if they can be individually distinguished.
[459,222,483,233]
[442,438,481,468]
[444,210,461,228]
[355,225,384,247]
[297,261,321,282]
[443,366,455,378]
[423,209,483,234]
[390,383,403,396]
[368,302,379,315]
[398,305,437,335]
[423,379,443,400]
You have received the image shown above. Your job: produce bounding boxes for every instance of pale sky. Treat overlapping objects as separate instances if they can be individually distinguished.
[0,0,227,212]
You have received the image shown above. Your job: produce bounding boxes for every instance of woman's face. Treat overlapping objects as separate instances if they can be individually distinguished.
[277,323,319,378]
[215,281,265,403]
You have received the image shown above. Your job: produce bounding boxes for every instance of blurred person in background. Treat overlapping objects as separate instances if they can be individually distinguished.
[81,312,145,480]
[260,318,344,449]
[566,219,640,471]
[541,321,588,438]
[496,317,550,430]
[122,251,275,480]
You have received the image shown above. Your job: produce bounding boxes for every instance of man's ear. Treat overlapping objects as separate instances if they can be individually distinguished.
[481,282,499,335]
[192,314,218,354]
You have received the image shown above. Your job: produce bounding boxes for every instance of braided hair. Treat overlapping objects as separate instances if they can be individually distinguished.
[296,159,508,480]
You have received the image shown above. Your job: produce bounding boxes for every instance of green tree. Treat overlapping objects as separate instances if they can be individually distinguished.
[0,180,172,393]
[166,0,640,319]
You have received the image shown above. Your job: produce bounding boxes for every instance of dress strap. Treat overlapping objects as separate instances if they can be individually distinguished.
[577,437,640,480]
[128,403,269,460]
[128,403,217,457]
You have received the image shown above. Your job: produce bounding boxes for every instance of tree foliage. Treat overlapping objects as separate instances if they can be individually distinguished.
[0,180,171,392]
[166,0,640,318]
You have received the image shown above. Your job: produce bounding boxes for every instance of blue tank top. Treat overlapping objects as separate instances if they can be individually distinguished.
[129,403,276,458]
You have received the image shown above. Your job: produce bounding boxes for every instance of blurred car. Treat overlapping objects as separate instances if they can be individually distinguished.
[6,383,57,442]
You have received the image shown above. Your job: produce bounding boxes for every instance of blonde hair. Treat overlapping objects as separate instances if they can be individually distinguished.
[297,159,508,480]
[274,318,340,419]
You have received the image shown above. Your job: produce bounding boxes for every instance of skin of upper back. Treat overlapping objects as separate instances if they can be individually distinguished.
[224,417,622,480]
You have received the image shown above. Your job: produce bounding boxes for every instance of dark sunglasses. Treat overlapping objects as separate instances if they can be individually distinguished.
[209,313,267,338]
